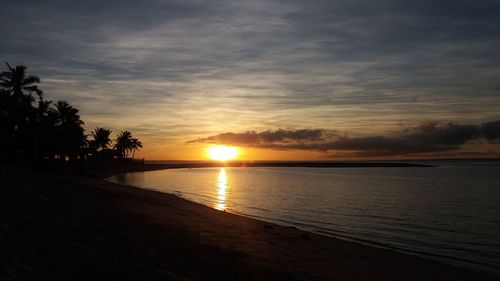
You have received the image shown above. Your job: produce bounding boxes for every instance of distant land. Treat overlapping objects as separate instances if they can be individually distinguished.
[142,161,433,169]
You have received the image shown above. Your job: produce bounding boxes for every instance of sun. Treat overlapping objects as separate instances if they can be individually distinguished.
[208,145,238,161]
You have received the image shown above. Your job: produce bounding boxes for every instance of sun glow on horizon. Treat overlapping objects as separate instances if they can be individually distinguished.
[208,145,238,161]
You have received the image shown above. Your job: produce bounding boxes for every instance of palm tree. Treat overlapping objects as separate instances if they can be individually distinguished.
[114,131,142,158]
[130,138,143,158]
[54,100,86,161]
[55,101,83,127]
[115,131,132,158]
[0,63,42,162]
[0,63,43,101]
[0,63,90,164]
[90,127,112,151]
[35,100,57,160]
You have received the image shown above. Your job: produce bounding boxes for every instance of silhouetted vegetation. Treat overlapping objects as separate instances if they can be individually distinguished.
[0,63,142,166]
[89,127,115,160]
[115,130,143,159]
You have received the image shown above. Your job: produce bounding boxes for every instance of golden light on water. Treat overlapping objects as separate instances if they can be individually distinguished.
[215,168,228,210]
[208,145,238,161]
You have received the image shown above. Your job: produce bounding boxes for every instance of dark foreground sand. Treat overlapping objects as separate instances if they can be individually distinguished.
[1,166,496,281]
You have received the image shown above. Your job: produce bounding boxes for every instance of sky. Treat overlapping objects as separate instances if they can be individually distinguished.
[2,0,500,160]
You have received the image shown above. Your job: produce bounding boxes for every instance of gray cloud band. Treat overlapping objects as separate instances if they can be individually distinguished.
[188,120,500,156]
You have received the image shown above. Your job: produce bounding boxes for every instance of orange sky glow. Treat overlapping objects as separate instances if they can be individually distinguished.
[4,1,500,161]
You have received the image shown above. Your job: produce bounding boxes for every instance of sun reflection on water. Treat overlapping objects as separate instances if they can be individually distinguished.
[216,168,228,210]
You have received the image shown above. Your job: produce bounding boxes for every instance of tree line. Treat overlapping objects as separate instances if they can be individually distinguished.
[0,63,142,165]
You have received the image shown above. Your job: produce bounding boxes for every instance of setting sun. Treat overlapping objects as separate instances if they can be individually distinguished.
[208,146,238,161]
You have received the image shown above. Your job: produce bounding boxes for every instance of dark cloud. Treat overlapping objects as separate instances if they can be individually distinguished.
[253,135,461,156]
[261,129,324,142]
[402,121,480,146]
[188,120,500,157]
[187,129,324,145]
[481,120,500,141]
[258,136,444,155]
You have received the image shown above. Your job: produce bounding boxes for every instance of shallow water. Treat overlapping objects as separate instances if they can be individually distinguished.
[108,162,500,275]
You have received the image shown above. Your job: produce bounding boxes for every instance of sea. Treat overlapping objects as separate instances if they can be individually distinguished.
[107,161,500,276]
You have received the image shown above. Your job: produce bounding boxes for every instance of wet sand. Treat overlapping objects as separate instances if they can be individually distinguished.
[1,166,495,280]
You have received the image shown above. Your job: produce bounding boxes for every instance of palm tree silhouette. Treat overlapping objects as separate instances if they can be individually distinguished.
[0,63,43,102]
[130,138,143,158]
[90,127,112,151]
[54,100,86,161]
[115,131,142,159]
[35,99,57,160]
[1,63,146,165]
[0,63,43,162]
[88,127,114,160]
[55,101,83,127]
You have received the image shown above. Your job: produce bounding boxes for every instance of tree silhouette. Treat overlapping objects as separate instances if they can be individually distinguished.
[0,63,43,100]
[115,130,142,158]
[130,138,143,158]
[54,100,86,161]
[90,127,112,151]
[35,99,58,160]
[88,127,115,160]
[1,63,144,166]
[0,63,42,162]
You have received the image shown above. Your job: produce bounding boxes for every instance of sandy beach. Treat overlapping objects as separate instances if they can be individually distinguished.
[1,166,496,281]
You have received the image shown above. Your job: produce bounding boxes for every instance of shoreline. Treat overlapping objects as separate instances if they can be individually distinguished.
[87,160,434,179]
[30,160,434,180]
[101,161,495,275]
[237,211,488,273]
[2,165,496,280]
[107,164,492,276]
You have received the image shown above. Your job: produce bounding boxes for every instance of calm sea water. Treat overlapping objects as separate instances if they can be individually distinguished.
[107,162,500,275]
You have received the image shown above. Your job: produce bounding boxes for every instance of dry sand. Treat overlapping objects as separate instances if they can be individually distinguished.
[1,166,496,280]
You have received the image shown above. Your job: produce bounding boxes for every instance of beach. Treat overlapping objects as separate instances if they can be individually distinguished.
[1,166,496,281]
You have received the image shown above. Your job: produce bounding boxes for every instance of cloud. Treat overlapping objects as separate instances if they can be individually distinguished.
[402,121,480,146]
[187,129,325,145]
[481,120,500,141]
[188,119,500,157]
